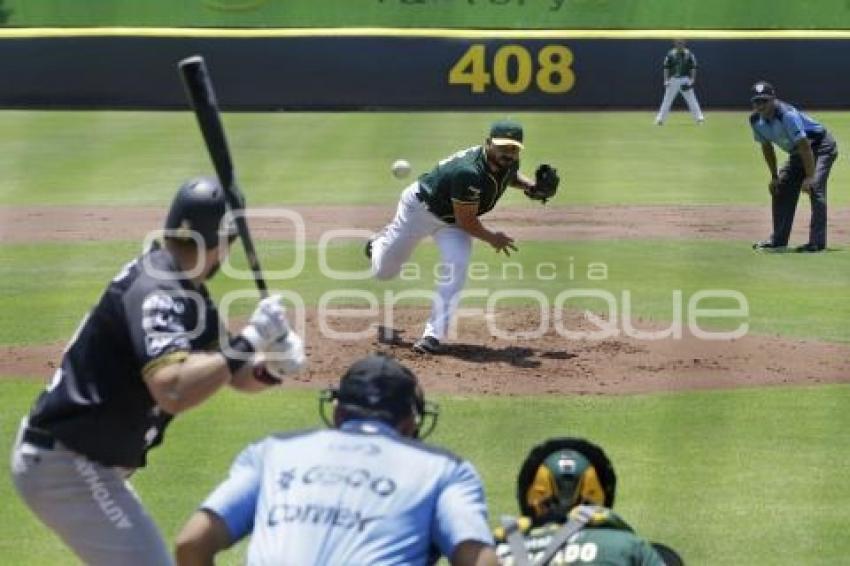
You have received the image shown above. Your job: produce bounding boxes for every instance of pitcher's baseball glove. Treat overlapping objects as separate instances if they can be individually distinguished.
[525,164,560,203]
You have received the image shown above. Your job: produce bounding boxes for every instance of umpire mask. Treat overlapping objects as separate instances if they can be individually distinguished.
[318,354,440,439]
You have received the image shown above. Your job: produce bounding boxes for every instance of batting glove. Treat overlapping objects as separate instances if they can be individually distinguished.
[240,295,290,352]
[257,331,307,381]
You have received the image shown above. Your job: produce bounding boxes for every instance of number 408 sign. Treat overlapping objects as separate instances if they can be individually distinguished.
[448,43,575,94]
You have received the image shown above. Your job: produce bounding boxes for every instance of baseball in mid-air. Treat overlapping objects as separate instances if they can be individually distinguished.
[391,159,412,179]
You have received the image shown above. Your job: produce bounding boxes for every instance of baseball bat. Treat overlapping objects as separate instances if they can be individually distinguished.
[177,54,268,297]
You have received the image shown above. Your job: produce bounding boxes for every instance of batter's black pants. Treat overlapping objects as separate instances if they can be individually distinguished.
[771,133,838,248]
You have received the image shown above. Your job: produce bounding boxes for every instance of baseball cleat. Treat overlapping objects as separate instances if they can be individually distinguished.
[412,336,442,354]
[752,239,785,251]
[795,243,825,253]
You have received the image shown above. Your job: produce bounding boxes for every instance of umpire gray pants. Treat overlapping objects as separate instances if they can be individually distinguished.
[10,421,173,565]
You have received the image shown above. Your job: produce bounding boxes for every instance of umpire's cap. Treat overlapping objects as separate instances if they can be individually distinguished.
[516,437,617,526]
[751,81,776,102]
[489,119,524,149]
[319,354,439,438]
[164,177,236,248]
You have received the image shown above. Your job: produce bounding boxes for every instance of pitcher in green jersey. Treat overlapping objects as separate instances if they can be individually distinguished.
[367,120,550,355]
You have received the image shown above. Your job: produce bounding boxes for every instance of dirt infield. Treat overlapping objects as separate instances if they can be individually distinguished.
[3,204,849,243]
[2,204,848,396]
[3,308,848,396]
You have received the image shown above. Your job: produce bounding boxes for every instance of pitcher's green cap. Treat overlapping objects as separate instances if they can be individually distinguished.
[489,119,524,149]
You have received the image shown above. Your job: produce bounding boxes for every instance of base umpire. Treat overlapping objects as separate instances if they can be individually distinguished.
[749,81,838,252]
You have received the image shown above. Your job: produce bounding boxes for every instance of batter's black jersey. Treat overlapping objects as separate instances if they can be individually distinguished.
[418,145,519,223]
[28,245,222,468]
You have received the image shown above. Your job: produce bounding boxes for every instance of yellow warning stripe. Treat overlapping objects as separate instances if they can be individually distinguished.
[1,27,850,40]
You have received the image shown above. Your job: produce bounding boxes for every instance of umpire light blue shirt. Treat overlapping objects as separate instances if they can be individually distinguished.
[201,419,494,565]
[751,101,825,154]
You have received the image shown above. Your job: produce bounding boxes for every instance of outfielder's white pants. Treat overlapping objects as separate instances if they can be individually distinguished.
[655,76,704,124]
[371,183,472,341]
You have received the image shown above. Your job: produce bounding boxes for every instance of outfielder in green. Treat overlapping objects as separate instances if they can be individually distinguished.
[367,120,559,354]
[655,39,705,126]
[494,437,679,566]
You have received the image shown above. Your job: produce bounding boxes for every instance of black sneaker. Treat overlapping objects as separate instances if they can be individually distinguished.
[795,243,825,253]
[412,336,442,354]
[752,240,784,251]
[365,238,374,260]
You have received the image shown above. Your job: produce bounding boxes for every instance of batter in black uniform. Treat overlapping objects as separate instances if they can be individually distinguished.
[10,177,305,565]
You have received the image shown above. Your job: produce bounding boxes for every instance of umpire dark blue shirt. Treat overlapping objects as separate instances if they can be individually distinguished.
[27,245,222,468]
[750,100,826,154]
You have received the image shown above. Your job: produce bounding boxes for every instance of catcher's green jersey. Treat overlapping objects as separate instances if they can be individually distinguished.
[495,507,664,565]
[663,48,697,77]
[417,145,519,223]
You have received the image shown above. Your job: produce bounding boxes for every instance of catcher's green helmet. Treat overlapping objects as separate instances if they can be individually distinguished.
[517,437,617,526]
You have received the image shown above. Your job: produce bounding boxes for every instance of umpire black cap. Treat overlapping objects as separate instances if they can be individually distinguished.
[164,177,236,248]
[751,81,776,102]
[319,354,439,437]
[337,354,423,423]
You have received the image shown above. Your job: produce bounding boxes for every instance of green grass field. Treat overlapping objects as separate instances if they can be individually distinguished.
[1,111,849,207]
[1,110,848,564]
[2,239,849,345]
[2,383,849,565]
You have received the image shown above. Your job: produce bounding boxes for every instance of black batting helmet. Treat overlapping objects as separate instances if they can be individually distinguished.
[516,437,617,526]
[164,177,236,248]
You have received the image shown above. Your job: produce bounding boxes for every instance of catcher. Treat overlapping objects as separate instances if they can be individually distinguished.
[367,119,559,354]
[494,437,681,565]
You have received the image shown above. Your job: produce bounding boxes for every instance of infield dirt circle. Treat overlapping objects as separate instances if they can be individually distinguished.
[2,204,848,395]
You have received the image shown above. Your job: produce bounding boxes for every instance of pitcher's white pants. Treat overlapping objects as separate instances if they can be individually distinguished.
[371,183,472,341]
[655,76,704,124]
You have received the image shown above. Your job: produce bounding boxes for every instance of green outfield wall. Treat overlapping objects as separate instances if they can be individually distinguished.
[1,0,850,29]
